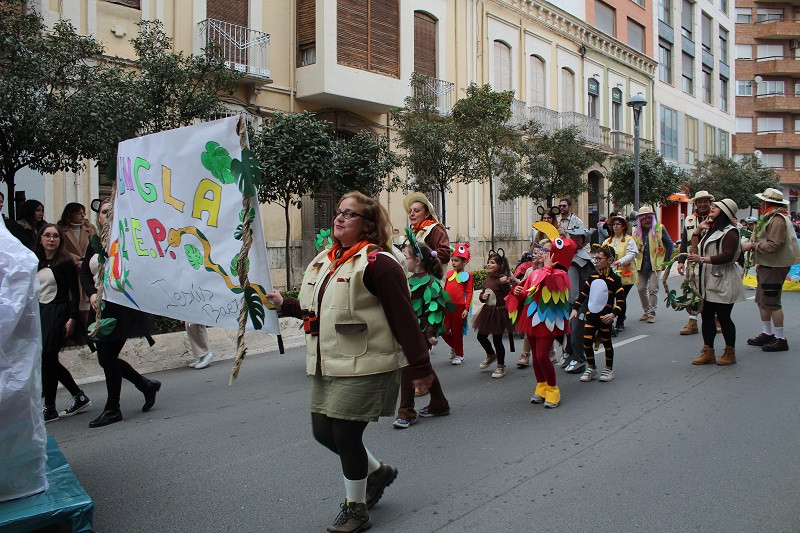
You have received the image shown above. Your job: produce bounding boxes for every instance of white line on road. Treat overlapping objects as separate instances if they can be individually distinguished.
[747,295,755,300]
[614,334,648,347]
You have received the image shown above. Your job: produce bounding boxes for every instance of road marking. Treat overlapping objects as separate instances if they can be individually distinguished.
[747,295,755,300]
[614,334,648,347]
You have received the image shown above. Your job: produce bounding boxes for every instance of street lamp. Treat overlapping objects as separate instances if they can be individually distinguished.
[627,94,648,211]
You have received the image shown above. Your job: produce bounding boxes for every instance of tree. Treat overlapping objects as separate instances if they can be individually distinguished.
[330,131,402,198]
[254,112,336,287]
[501,124,606,206]
[452,83,520,248]
[607,149,688,209]
[391,73,470,225]
[689,155,779,211]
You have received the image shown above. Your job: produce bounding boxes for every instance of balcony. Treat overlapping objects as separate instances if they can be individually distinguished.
[754,58,800,77]
[754,20,800,40]
[754,132,800,149]
[561,111,601,144]
[412,76,455,114]
[754,95,800,113]
[198,19,271,83]
[529,105,560,134]
[507,99,529,129]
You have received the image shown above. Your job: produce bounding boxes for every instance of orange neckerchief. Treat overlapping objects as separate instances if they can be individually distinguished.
[327,240,371,272]
[412,218,436,234]
[763,205,786,216]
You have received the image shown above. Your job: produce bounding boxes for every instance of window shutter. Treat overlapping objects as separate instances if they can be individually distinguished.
[338,0,369,70]
[414,11,437,77]
[369,0,400,78]
[298,0,316,47]
[561,68,575,112]
[208,0,247,27]
[529,56,545,107]
[494,41,511,92]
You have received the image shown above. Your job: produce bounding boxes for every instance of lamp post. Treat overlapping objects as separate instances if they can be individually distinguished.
[627,94,647,211]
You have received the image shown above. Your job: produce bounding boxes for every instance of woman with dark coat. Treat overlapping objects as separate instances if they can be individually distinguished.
[16,199,46,250]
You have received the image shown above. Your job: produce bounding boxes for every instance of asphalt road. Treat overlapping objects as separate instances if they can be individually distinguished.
[47,282,800,533]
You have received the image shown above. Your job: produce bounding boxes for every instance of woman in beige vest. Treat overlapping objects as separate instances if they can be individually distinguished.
[602,215,638,334]
[686,199,745,366]
[266,191,435,533]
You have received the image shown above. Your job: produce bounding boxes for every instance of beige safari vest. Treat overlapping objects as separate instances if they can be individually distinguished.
[754,212,800,268]
[298,246,408,377]
[634,223,667,271]
[605,235,638,285]
[699,225,745,304]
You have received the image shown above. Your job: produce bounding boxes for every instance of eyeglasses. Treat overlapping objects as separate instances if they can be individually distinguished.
[334,208,372,221]
[42,234,60,240]
[559,204,569,208]
[611,222,623,226]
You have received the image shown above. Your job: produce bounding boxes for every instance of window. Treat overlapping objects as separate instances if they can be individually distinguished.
[702,69,713,104]
[757,80,785,96]
[659,0,671,24]
[298,0,316,66]
[659,42,673,84]
[561,68,575,112]
[719,28,729,64]
[686,116,699,165]
[757,117,783,133]
[529,55,546,107]
[337,0,400,78]
[719,0,728,15]
[661,106,679,160]
[701,13,713,54]
[628,19,645,53]
[682,0,694,40]
[682,53,694,94]
[757,44,784,61]
[719,77,728,111]
[761,153,784,168]
[735,44,752,60]
[796,82,800,97]
[631,0,644,6]
[795,119,800,134]
[736,80,753,96]
[735,8,751,23]
[795,154,800,169]
[736,117,753,132]
[719,130,729,157]
[595,1,616,37]
[414,11,437,77]
[494,178,518,237]
[612,88,623,131]
[756,8,784,23]
[588,78,600,119]
[704,124,716,157]
[493,40,512,92]
[106,0,140,8]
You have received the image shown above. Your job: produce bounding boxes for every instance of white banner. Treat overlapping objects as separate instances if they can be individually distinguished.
[103,117,279,333]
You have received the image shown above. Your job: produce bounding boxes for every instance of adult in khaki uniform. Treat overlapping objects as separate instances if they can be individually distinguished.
[633,206,674,323]
[403,192,450,266]
[742,188,800,352]
[603,215,638,333]
[677,191,715,335]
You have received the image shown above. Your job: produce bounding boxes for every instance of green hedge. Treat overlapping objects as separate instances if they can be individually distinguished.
[472,269,487,290]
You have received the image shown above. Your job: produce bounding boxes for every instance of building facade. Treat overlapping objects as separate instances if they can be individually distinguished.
[9,0,656,288]
[732,1,800,212]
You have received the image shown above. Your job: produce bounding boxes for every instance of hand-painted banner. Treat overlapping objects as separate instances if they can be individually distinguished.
[103,117,279,332]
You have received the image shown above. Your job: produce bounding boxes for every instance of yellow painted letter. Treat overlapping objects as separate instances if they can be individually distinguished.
[162,166,185,212]
[192,179,222,227]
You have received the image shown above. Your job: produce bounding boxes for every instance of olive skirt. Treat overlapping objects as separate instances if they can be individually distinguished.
[310,369,401,422]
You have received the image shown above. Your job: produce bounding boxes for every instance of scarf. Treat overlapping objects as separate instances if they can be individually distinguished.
[327,239,372,272]
[412,218,436,235]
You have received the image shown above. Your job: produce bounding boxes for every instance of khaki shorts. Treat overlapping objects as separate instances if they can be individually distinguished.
[755,266,790,310]
[310,370,401,422]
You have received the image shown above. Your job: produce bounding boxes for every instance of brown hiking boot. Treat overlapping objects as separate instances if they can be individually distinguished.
[717,346,736,366]
[326,501,371,533]
[680,318,698,335]
[365,463,397,509]
[692,345,716,365]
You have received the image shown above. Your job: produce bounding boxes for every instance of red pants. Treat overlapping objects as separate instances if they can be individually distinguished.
[528,335,557,386]
[441,305,467,357]
[397,367,450,420]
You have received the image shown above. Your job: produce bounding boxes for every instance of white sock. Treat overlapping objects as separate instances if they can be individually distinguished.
[365,448,381,475]
[343,476,367,503]
[774,326,784,339]
[762,321,773,335]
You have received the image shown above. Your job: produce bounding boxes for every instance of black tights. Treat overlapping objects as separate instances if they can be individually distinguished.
[583,314,614,369]
[311,412,369,480]
[616,284,634,326]
[96,339,148,410]
[42,350,81,406]
[701,301,735,348]
[477,333,505,365]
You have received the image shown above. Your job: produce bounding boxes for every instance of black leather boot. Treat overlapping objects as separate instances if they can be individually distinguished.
[142,379,161,412]
[89,408,122,428]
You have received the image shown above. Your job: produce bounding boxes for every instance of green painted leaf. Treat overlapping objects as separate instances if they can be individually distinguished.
[201,141,235,184]
[244,285,265,330]
[185,244,203,270]
[234,224,243,240]
[423,286,432,303]
[230,253,250,277]
[239,208,256,223]
[231,149,262,197]
[429,301,439,312]
[87,318,117,339]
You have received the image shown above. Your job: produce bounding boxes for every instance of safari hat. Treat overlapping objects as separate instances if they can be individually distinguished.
[403,192,439,222]
[606,215,629,233]
[713,199,739,222]
[755,187,789,206]
[690,190,715,202]
[637,205,656,217]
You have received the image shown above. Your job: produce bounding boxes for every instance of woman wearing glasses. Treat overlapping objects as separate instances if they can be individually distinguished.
[35,224,91,422]
[602,215,638,334]
[266,191,435,533]
[403,191,450,266]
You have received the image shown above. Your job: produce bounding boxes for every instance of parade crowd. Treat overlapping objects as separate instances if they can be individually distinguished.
[4,184,799,533]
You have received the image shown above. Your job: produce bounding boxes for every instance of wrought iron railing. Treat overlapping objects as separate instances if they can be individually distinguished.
[412,76,455,114]
[560,111,601,144]
[198,19,271,80]
[507,99,528,128]
[528,105,560,134]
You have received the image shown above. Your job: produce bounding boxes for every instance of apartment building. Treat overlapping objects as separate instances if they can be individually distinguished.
[11,0,655,287]
[733,1,800,213]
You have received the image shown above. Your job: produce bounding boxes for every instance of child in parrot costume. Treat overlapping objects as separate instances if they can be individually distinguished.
[505,221,577,408]
[441,243,474,365]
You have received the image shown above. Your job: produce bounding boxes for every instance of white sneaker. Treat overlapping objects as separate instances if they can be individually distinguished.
[599,368,615,382]
[451,356,464,365]
[580,367,597,382]
[194,352,215,369]
[188,357,202,368]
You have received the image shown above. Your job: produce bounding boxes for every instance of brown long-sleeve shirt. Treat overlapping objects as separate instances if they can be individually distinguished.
[424,224,451,265]
[753,214,787,255]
